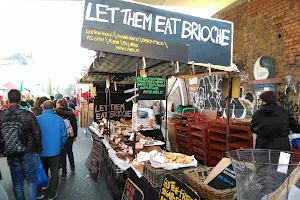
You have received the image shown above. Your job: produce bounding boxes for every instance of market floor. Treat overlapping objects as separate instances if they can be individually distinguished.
[0,127,113,200]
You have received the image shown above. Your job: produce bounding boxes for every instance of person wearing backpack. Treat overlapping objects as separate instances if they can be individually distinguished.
[0,89,42,200]
[55,99,78,180]
[37,100,67,200]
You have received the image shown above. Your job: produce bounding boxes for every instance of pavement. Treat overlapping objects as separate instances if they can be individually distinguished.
[0,127,113,200]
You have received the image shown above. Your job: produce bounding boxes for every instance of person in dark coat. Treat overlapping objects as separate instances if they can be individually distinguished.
[55,99,77,179]
[0,89,42,200]
[250,91,300,151]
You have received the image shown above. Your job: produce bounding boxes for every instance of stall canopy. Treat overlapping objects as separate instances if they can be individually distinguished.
[79,53,209,84]
[3,82,18,90]
[79,0,234,84]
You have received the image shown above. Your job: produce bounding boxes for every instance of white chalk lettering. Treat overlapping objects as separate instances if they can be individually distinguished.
[155,15,166,33]
[127,11,135,26]
[84,3,232,47]
[164,18,172,35]
[210,26,218,43]
[200,26,211,42]
[170,18,181,34]
[181,21,192,39]
[221,29,230,46]
[106,7,120,23]
[143,13,152,31]
[96,4,109,22]
[121,9,131,24]
[191,22,199,40]
[85,3,97,21]
[135,12,144,28]
[95,103,131,119]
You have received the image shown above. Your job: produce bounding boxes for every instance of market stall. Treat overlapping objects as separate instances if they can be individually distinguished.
[79,0,238,199]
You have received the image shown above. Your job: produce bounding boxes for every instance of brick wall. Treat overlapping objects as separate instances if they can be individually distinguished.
[214,0,300,121]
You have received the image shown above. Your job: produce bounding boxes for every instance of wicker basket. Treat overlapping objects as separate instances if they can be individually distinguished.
[143,161,194,188]
[184,167,236,200]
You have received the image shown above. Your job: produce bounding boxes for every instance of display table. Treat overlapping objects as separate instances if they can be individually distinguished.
[100,142,159,200]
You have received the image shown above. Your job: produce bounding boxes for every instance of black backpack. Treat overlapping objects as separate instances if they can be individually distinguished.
[0,109,26,157]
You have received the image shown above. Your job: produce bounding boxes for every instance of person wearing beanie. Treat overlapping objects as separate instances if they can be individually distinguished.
[55,93,63,100]
[250,91,300,150]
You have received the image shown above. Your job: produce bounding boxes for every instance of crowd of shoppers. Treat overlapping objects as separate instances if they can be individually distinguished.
[0,90,78,200]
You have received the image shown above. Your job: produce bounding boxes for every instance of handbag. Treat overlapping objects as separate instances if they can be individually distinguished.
[37,156,48,188]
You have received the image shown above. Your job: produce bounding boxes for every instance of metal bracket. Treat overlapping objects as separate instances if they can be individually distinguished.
[175,60,179,73]
[142,56,146,69]
[190,61,195,74]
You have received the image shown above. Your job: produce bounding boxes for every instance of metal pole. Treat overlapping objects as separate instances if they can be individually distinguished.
[108,75,111,136]
[132,131,137,160]
[165,76,169,145]
[225,73,232,151]
[86,88,90,138]
[159,100,162,131]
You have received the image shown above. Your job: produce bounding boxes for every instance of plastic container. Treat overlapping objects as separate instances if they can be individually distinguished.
[226,149,300,200]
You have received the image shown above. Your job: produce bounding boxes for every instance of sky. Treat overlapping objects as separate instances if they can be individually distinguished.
[0,0,94,90]
[0,0,215,91]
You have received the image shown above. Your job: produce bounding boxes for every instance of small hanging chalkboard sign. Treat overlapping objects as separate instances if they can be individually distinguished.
[121,178,144,200]
[137,77,166,100]
[158,174,200,200]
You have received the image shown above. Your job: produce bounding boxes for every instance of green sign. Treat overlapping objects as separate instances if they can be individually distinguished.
[137,77,166,100]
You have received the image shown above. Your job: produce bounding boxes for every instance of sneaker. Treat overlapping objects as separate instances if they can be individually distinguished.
[48,193,58,200]
[60,174,66,180]
[37,194,44,199]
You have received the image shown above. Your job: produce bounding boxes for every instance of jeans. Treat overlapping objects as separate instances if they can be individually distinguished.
[7,152,38,200]
[39,154,60,198]
[62,138,75,174]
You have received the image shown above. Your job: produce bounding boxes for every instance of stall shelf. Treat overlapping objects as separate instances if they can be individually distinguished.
[207,119,253,166]
[188,115,209,165]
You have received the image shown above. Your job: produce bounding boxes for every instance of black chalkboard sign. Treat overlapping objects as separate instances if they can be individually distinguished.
[121,178,144,200]
[82,0,233,67]
[90,136,102,183]
[159,174,200,200]
[94,91,133,121]
[207,164,236,190]
[137,77,166,100]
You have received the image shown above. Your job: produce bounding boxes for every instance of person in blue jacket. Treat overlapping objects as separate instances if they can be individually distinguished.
[36,100,67,200]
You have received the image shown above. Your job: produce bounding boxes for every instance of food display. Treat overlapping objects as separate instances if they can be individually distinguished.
[162,152,194,164]
[131,158,144,173]
[108,131,153,161]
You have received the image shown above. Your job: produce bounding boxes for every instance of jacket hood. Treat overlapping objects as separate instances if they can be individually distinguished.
[260,104,282,116]
[56,108,74,117]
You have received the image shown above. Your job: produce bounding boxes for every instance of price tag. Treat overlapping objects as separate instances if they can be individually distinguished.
[277,152,291,174]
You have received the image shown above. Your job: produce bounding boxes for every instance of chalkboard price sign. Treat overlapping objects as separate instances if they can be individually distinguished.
[137,77,166,100]
[122,178,144,200]
[90,137,102,183]
[159,174,200,200]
